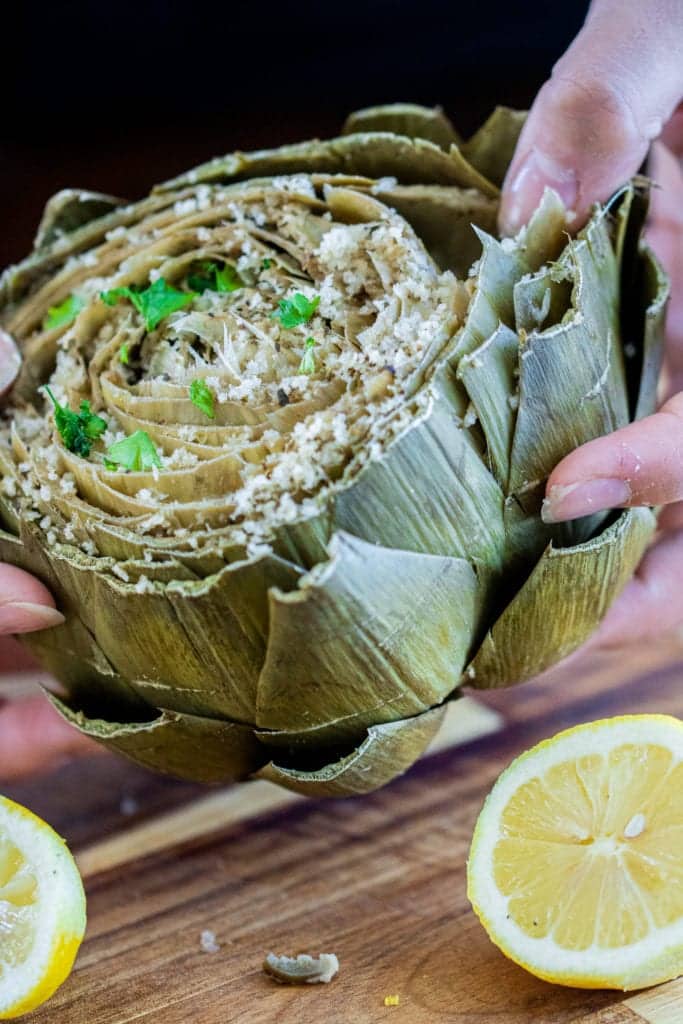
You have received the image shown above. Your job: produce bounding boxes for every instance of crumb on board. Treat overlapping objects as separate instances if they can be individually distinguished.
[263,952,339,985]
[200,929,221,954]
[384,994,400,1006]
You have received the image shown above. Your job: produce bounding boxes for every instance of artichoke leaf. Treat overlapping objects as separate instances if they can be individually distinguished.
[9,530,302,722]
[256,705,446,798]
[457,322,519,486]
[634,243,668,420]
[34,189,124,250]
[50,696,267,784]
[508,208,629,503]
[271,508,333,570]
[0,526,151,711]
[468,507,656,689]
[368,183,498,276]
[333,390,506,578]
[445,144,500,198]
[460,107,527,187]
[256,532,479,741]
[156,133,502,195]
[342,103,463,150]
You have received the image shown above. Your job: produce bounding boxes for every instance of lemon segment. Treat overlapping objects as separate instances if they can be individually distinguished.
[0,796,86,1019]
[467,715,683,990]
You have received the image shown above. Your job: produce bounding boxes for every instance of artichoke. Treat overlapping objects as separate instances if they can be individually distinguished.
[0,104,668,796]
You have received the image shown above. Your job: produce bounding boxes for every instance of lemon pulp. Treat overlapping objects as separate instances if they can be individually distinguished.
[0,796,86,1019]
[467,716,683,990]
[0,836,40,978]
[494,743,683,951]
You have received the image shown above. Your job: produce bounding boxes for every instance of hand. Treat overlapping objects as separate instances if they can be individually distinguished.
[0,332,99,778]
[500,0,683,645]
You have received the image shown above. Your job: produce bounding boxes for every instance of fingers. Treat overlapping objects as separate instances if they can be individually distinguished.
[0,328,21,400]
[0,695,100,781]
[499,0,683,234]
[593,527,683,646]
[0,564,65,634]
[542,391,683,522]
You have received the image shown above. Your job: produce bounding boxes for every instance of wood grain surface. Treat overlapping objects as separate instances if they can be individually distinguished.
[4,637,683,1024]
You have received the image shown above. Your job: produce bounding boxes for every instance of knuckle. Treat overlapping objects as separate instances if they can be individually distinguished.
[543,72,644,158]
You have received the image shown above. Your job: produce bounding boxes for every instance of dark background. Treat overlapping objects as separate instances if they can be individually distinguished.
[2,1,589,268]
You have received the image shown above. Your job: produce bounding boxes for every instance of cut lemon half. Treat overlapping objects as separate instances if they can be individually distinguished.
[0,796,86,1019]
[467,715,683,990]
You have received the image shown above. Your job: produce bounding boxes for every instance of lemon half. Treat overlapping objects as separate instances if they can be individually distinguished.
[0,796,86,1019]
[467,715,683,990]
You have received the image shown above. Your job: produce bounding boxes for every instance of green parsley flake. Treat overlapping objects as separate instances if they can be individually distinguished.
[188,260,243,294]
[298,337,316,375]
[42,294,85,332]
[105,430,162,472]
[261,258,272,270]
[119,344,129,365]
[44,386,107,457]
[271,292,320,329]
[100,278,195,332]
[189,379,216,419]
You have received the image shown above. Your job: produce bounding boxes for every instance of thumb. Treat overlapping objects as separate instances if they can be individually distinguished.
[499,0,683,235]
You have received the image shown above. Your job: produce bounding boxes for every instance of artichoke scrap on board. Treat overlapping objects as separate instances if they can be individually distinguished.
[0,104,668,795]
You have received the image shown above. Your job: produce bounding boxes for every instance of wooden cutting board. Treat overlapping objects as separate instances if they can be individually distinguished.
[4,637,683,1024]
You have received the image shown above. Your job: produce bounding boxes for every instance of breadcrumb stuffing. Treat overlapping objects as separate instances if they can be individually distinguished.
[1,174,475,570]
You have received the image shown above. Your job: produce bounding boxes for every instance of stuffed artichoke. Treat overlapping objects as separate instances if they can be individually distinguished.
[0,105,668,795]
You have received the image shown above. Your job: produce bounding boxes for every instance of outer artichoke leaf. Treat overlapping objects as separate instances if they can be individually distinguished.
[634,242,668,419]
[513,187,567,271]
[446,145,500,198]
[457,322,519,486]
[607,182,666,418]
[513,267,573,334]
[453,191,565,386]
[333,391,506,577]
[460,107,527,187]
[0,193,170,313]
[34,189,124,250]
[256,532,479,740]
[342,104,462,150]
[508,208,630,502]
[441,190,567,370]
[467,507,656,689]
[11,531,301,722]
[0,525,151,711]
[256,705,446,798]
[271,508,333,570]
[50,695,266,784]
[367,183,498,276]
[452,230,526,365]
[155,133,500,195]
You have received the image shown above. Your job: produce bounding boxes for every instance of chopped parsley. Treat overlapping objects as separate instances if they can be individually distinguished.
[261,258,272,270]
[44,386,107,457]
[119,344,129,365]
[188,260,243,294]
[104,430,162,472]
[271,292,320,329]
[42,294,85,332]
[100,278,195,332]
[298,337,316,375]
[189,378,216,419]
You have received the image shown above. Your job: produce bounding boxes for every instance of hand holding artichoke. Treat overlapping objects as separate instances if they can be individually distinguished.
[0,105,668,795]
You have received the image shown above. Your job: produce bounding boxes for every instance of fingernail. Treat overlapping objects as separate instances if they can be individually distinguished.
[501,148,578,236]
[541,479,632,524]
[0,602,65,635]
